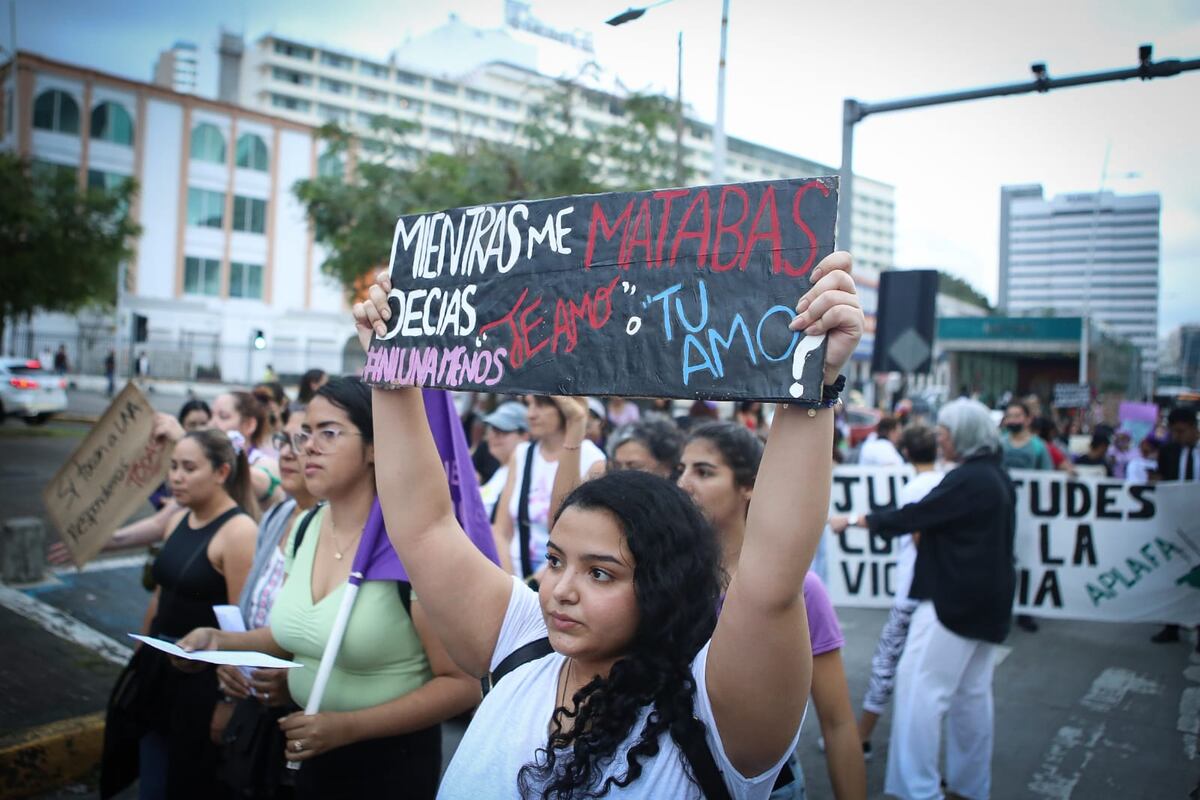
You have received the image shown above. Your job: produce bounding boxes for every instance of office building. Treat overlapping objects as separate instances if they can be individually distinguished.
[998,184,1160,384]
[153,41,199,95]
[1,51,348,382]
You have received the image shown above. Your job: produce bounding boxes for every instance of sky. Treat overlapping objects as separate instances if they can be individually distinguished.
[6,0,1199,337]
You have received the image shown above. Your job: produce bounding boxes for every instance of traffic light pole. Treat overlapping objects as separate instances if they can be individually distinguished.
[837,45,1200,252]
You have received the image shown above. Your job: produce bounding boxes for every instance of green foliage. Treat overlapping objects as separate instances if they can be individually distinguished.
[938,270,993,313]
[294,90,689,298]
[0,153,140,342]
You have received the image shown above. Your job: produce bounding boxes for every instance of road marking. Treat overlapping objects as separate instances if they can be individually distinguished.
[50,554,144,576]
[993,644,1013,667]
[0,584,131,666]
[1028,668,1163,798]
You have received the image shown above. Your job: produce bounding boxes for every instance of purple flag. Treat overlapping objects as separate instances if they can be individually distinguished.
[350,389,499,584]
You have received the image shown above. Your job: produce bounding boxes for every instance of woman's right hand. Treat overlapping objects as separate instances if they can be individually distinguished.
[47,541,74,566]
[171,626,220,673]
[352,269,394,352]
[152,412,185,445]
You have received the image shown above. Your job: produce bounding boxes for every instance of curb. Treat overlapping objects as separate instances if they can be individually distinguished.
[50,413,99,425]
[0,712,105,799]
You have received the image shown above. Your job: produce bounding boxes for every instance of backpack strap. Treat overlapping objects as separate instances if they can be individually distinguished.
[670,720,734,800]
[291,504,325,558]
[396,581,412,617]
[516,444,537,578]
[480,636,553,698]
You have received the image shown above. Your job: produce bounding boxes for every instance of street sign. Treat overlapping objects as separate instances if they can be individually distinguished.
[1053,382,1091,409]
[871,269,938,374]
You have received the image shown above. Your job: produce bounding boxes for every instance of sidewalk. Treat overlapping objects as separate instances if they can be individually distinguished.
[58,374,300,424]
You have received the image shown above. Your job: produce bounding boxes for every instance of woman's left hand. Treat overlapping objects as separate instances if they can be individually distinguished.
[789,251,864,382]
[828,515,851,534]
[279,710,353,762]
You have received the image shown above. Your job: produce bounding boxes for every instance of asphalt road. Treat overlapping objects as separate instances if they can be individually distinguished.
[3,392,1198,797]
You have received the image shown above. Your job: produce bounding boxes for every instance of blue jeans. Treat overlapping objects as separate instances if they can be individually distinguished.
[768,752,806,800]
[138,731,168,799]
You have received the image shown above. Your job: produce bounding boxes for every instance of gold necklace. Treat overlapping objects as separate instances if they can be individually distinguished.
[329,524,360,560]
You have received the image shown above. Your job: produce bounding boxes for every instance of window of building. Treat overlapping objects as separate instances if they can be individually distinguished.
[395,70,425,87]
[319,77,352,95]
[429,103,458,121]
[395,96,423,112]
[356,111,377,128]
[494,119,517,134]
[271,94,311,112]
[360,138,385,155]
[317,151,343,178]
[274,41,313,60]
[187,187,225,228]
[190,123,226,164]
[184,256,222,296]
[431,80,458,96]
[229,262,264,299]
[359,61,389,80]
[320,52,353,70]
[429,128,454,143]
[235,133,269,171]
[31,159,76,183]
[463,112,490,128]
[494,96,520,112]
[271,67,312,86]
[318,104,351,124]
[90,101,134,146]
[32,89,80,134]
[359,86,387,104]
[232,196,267,234]
[465,89,491,105]
[87,169,128,191]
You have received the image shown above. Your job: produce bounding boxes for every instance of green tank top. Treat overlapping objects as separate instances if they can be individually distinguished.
[269,506,432,711]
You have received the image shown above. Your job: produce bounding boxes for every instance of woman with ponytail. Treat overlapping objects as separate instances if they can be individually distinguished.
[212,390,282,512]
[102,428,258,799]
[350,251,864,798]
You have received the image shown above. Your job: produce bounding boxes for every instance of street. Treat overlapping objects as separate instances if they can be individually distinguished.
[1,391,1198,797]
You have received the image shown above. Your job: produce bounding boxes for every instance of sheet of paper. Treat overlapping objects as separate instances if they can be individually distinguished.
[212,605,254,682]
[128,634,303,669]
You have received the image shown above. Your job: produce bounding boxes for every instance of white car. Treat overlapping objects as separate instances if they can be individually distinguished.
[0,357,69,425]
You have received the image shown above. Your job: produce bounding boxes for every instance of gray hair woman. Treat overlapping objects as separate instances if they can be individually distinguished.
[829,395,1015,799]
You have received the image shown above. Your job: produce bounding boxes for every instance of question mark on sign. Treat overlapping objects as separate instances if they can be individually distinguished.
[788,334,826,399]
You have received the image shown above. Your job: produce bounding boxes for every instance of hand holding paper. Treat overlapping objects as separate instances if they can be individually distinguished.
[130,634,303,670]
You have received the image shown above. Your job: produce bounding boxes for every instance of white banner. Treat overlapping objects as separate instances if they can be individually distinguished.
[823,466,1200,625]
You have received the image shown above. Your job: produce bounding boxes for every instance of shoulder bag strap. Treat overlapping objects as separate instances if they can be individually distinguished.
[517,444,537,579]
[480,636,553,698]
[670,720,734,800]
[291,504,325,558]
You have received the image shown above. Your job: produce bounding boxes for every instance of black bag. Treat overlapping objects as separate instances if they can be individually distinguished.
[100,647,153,798]
[516,444,537,580]
[220,699,297,798]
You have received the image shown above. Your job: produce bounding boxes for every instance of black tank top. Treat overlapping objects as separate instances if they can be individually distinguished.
[150,506,246,638]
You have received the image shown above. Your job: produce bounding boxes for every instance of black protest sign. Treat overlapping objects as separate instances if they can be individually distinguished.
[361,177,839,402]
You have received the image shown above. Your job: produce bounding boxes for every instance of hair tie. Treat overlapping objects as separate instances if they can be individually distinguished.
[226,430,246,456]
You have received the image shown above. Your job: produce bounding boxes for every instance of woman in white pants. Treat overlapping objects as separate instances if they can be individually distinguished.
[831,399,1016,800]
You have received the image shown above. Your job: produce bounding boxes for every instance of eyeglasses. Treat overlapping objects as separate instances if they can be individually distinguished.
[289,428,362,454]
[271,432,295,454]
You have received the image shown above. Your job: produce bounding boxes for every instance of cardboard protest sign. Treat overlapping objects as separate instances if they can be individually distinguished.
[42,383,172,567]
[362,177,839,402]
[822,466,1200,625]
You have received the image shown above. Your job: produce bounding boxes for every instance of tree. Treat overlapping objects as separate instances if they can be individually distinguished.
[0,153,140,345]
[937,270,993,313]
[294,90,689,299]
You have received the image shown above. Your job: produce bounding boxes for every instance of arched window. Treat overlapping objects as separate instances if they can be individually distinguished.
[317,150,343,178]
[90,101,135,146]
[235,133,269,171]
[32,90,80,134]
[190,122,226,164]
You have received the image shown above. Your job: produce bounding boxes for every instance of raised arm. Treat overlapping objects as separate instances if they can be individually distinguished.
[548,396,589,525]
[707,253,863,776]
[356,273,513,678]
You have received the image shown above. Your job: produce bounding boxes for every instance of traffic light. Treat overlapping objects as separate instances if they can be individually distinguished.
[133,313,149,343]
[252,329,267,350]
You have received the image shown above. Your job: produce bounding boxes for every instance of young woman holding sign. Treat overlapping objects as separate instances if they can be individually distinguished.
[351,250,863,798]
[178,378,479,800]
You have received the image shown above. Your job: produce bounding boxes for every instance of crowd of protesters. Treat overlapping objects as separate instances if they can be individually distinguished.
[43,251,1198,800]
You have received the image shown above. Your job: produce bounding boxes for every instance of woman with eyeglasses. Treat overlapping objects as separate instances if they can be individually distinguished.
[178,377,479,800]
[101,427,259,800]
[211,406,318,798]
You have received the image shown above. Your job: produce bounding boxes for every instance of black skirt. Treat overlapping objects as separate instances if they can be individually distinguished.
[292,723,442,800]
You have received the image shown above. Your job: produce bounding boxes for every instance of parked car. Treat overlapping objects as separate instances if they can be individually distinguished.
[0,358,68,425]
[844,405,882,447]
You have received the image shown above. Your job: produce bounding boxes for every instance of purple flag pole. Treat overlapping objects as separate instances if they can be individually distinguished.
[292,389,497,768]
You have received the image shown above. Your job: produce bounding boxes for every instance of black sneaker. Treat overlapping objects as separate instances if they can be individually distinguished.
[862,741,873,761]
[1016,614,1039,633]
[1150,624,1180,643]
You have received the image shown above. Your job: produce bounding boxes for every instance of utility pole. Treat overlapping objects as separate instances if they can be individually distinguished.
[710,0,730,184]
[675,31,685,185]
[838,45,1200,252]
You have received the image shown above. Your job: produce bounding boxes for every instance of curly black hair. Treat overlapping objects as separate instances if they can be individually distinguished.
[517,470,724,799]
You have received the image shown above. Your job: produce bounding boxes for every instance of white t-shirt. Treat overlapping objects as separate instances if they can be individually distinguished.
[859,437,904,466]
[438,577,797,799]
[481,464,509,520]
[507,440,606,576]
[893,469,945,602]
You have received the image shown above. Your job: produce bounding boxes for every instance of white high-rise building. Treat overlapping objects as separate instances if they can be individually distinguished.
[220,17,895,277]
[153,41,199,95]
[998,184,1160,380]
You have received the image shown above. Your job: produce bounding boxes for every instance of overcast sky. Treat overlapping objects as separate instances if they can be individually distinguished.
[7,0,1198,336]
